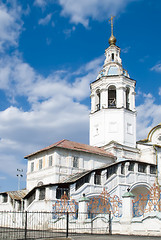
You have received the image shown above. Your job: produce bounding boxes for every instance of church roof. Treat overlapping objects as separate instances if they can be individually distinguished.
[0,189,28,200]
[24,139,115,159]
[61,170,91,183]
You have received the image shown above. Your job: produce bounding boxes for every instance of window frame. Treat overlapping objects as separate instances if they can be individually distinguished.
[2,193,8,203]
[39,159,43,170]
[39,188,46,200]
[73,156,79,168]
[128,162,134,172]
[138,163,147,173]
[31,162,34,172]
[49,155,53,167]
[94,170,101,185]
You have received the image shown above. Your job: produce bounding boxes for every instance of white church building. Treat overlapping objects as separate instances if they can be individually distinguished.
[1,19,161,235]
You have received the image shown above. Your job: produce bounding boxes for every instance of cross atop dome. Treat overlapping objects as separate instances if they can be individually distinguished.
[108,16,116,46]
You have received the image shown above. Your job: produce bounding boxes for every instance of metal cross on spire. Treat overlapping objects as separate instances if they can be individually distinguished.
[109,16,115,36]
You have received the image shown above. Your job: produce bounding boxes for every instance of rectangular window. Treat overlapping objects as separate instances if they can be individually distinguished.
[138,163,146,173]
[94,171,101,185]
[39,188,46,200]
[39,159,43,170]
[2,193,8,203]
[28,192,36,206]
[150,165,156,174]
[49,155,53,167]
[73,157,79,168]
[121,163,125,175]
[56,187,69,199]
[31,162,34,172]
[128,162,134,172]
[106,165,117,179]
[76,174,90,190]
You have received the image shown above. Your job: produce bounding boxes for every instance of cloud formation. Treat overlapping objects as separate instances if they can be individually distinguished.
[0,2,23,51]
[151,63,161,73]
[58,0,137,27]
[0,53,103,181]
[38,13,52,25]
[34,0,47,8]
[136,93,161,140]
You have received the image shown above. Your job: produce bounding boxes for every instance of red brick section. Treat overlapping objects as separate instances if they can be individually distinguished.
[24,139,115,159]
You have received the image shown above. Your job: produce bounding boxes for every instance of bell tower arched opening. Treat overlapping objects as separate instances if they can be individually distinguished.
[95,90,100,111]
[126,87,130,110]
[108,85,116,108]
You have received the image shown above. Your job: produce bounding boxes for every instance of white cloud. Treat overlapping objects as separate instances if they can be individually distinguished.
[0,2,23,51]
[159,88,161,96]
[34,0,47,8]
[136,94,161,140]
[38,13,52,25]
[58,0,138,27]
[150,63,161,73]
[122,46,131,53]
[63,26,76,38]
[0,54,103,182]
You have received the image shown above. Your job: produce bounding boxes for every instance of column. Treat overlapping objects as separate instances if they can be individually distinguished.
[121,191,135,222]
[100,89,107,109]
[78,194,90,222]
[147,165,150,184]
[90,93,95,113]
[117,86,125,108]
[35,188,39,201]
[131,91,136,111]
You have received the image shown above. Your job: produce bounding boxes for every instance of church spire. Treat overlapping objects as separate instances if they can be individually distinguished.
[108,16,116,46]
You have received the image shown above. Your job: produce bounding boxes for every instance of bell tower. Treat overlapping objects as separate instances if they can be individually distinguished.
[90,17,136,149]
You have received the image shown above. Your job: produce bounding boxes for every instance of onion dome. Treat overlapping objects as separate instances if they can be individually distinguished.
[109,34,116,46]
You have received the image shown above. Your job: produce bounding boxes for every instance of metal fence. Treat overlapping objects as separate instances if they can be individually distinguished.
[0,211,111,239]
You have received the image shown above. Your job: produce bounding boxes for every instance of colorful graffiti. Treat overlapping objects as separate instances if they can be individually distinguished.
[88,188,122,218]
[133,182,161,217]
[53,193,78,219]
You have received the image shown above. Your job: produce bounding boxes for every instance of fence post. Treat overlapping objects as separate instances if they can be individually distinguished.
[78,194,89,222]
[109,211,112,235]
[121,191,135,234]
[66,211,69,238]
[91,213,93,234]
[24,211,27,240]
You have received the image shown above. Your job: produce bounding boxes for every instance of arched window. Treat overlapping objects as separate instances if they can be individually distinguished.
[108,85,116,108]
[95,90,100,111]
[112,53,114,61]
[126,87,130,110]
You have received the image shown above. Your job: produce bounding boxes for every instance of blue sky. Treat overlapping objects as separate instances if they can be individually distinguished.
[0,0,161,192]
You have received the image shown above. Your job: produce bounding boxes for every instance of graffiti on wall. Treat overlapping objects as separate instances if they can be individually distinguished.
[88,188,122,218]
[53,193,78,219]
[52,188,122,219]
[133,182,161,217]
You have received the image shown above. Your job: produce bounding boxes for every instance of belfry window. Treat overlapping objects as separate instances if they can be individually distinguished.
[95,90,100,111]
[126,87,130,110]
[112,53,114,61]
[108,86,116,108]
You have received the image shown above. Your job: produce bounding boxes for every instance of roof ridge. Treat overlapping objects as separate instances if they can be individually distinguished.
[25,139,115,159]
